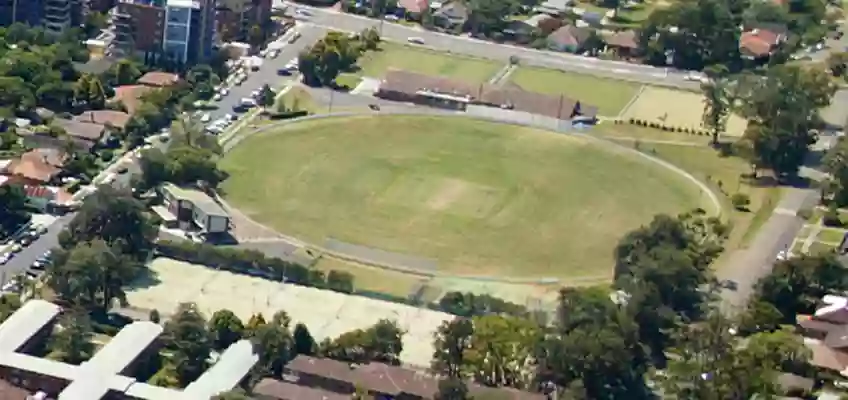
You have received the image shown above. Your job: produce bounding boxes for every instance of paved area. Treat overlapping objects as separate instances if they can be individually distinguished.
[350,77,381,95]
[126,258,455,368]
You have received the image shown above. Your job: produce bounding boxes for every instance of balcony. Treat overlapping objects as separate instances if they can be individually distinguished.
[44,0,71,12]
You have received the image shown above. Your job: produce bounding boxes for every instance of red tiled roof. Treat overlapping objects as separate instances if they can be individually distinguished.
[399,0,428,13]
[0,379,30,400]
[605,29,638,49]
[253,379,350,400]
[73,110,131,129]
[739,29,782,57]
[53,119,107,142]
[137,71,180,87]
[111,84,153,114]
[5,150,64,183]
[24,185,51,199]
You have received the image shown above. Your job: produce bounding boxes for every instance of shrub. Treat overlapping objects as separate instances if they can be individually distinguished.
[824,206,843,227]
[628,118,635,124]
[100,149,114,163]
[731,193,751,211]
[154,240,340,290]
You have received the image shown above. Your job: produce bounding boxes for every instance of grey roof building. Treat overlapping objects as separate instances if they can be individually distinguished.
[0,300,258,400]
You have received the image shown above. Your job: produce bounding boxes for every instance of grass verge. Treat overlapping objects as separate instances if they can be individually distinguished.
[509,66,641,116]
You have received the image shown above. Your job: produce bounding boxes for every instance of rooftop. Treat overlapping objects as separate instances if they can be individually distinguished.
[162,183,228,217]
[0,300,61,352]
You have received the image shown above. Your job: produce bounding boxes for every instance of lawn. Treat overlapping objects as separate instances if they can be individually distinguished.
[629,141,782,252]
[336,42,502,88]
[313,256,426,298]
[221,115,705,280]
[817,227,847,244]
[591,122,712,144]
[622,87,749,136]
[508,67,642,116]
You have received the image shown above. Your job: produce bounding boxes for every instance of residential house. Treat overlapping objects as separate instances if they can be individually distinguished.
[1,149,65,186]
[161,183,231,234]
[433,2,468,29]
[73,110,131,130]
[275,355,548,400]
[53,118,109,148]
[796,295,848,376]
[376,69,598,120]
[504,14,561,42]
[547,24,591,53]
[111,85,153,115]
[739,23,788,60]
[22,184,73,211]
[137,71,181,88]
[605,29,639,58]
[397,0,428,20]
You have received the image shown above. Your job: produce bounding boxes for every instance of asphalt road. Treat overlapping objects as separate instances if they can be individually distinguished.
[207,24,326,123]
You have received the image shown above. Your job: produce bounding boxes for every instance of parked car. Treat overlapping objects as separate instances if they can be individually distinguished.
[289,32,302,44]
[407,36,425,44]
[213,93,223,101]
[385,14,399,21]
[278,68,293,76]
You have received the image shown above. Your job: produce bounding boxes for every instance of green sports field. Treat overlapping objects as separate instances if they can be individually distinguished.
[220,116,705,280]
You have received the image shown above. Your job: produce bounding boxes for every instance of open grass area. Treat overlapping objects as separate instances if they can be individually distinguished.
[275,86,318,113]
[591,122,712,144]
[221,116,706,280]
[313,256,425,298]
[629,141,782,252]
[509,67,641,116]
[808,241,837,255]
[336,42,502,88]
[818,227,847,244]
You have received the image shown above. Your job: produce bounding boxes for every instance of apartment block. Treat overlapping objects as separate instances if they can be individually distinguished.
[111,0,215,64]
[215,0,271,43]
[0,0,46,29]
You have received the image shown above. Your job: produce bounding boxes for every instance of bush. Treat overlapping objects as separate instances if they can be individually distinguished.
[154,240,344,290]
[100,149,114,163]
[731,193,751,211]
[267,110,310,120]
[824,206,843,227]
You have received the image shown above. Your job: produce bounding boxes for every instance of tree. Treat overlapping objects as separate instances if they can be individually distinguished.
[730,192,750,211]
[822,136,848,206]
[739,65,836,177]
[257,84,276,108]
[73,73,106,109]
[169,115,221,153]
[162,303,212,385]
[161,145,226,187]
[149,309,161,324]
[659,312,806,399]
[208,309,245,351]
[320,319,404,365]
[0,182,29,235]
[62,185,157,258]
[109,59,143,86]
[46,239,144,311]
[298,32,363,86]
[701,77,731,146]
[751,253,848,324]
[0,293,22,324]
[827,52,848,78]
[431,318,474,378]
[245,313,267,337]
[48,310,95,365]
[361,27,381,50]
[435,377,472,400]
[463,315,540,388]
[326,270,354,293]
[250,313,293,376]
[293,323,316,356]
[465,0,516,36]
[83,12,109,37]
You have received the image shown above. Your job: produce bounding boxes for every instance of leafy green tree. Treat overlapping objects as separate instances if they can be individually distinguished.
[293,323,316,356]
[46,240,144,311]
[701,77,731,146]
[162,303,212,385]
[109,59,143,85]
[739,65,836,177]
[361,27,381,50]
[752,253,848,324]
[245,313,267,337]
[465,0,515,35]
[162,145,226,187]
[0,182,29,235]
[320,319,404,365]
[251,313,293,376]
[257,84,276,107]
[61,185,158,258]
[0,293,22,324]
[169,115,221,153]
[823,136,848,206]
[47,310,95,365]
[431,318,473,378]
[464,315,540,388]
[73,73,106,109]
[435,377,472,400]
[208,309,245,351]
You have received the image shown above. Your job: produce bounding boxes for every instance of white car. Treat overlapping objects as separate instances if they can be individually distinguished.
[212,93,222,101]
[200,113,211,123]
[385,15,399,21]
[775,250,792,261]
[220,88,230,96]
[407,36,425,44]
[269,50,279,59]
[224,113,235,121]
[684,72,704,82]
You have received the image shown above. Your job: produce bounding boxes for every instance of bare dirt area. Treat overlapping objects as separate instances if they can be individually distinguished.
[126,258,455,368]
[621,87,748,137]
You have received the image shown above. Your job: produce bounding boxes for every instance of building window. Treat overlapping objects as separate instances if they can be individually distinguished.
[165,26,189,42]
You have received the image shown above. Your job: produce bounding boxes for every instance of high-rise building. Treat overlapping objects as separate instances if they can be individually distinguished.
[215,0,271,43]
[0,0,48,29]
[110,0,215,65]
[43,0,73,35]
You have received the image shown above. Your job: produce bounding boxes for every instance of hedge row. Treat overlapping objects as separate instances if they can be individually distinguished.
[613,118,712,136]
[266,110,309,120]
[155,240,355,294]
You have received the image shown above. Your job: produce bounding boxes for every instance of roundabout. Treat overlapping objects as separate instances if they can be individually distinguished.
[220,115,716,281]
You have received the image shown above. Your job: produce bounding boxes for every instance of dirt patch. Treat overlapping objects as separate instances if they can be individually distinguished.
[427,178,469,211]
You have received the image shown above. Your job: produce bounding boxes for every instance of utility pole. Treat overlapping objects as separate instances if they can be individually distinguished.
[328,90,335,113]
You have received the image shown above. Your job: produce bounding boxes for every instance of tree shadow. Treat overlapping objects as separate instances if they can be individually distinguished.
[126,268,161,290]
